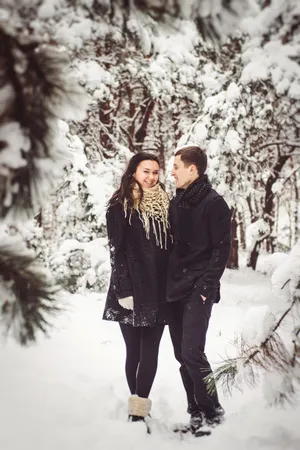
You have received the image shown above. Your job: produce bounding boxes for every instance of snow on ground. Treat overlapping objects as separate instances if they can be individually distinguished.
[0,268,300,450]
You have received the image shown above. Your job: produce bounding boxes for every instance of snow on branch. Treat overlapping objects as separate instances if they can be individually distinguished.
[283,165,300,186]
[0,10,87,344]
[0,232,62,345]
[0,23,87,221]
[82,0,254,43]
[205,287,300,405]
[258,141,300,150]
[131,0,255,41]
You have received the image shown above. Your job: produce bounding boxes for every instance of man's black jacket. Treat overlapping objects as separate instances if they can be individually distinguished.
[166,188,232,303]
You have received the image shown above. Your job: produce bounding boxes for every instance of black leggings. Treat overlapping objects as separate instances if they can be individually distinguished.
[119,323,164,398]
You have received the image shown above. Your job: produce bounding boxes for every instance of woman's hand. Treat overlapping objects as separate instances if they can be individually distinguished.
[118,296,134,310]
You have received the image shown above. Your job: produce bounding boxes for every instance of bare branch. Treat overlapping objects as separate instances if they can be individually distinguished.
[258,141,300,150]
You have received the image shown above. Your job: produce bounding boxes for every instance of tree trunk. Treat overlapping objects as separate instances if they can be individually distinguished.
[127,84,136,153]
[135,96,155,146]
[262,0,272,8]
[293,174,299,245]
[264,154,290,252]
[227,207,239,269]
[264,174,276,253]
[247,152,290,269]
[172,97,182,142]
[99,99,114,155]
[40,198,57,240]
[246,194,259,223]
[238,210,246,250]
[247,241,260,270]
[157,102,166,171]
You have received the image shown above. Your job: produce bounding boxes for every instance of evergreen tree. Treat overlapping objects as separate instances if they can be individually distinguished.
[0,4,87,343]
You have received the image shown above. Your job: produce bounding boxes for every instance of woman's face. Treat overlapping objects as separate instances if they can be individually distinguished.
[134,160,160,189]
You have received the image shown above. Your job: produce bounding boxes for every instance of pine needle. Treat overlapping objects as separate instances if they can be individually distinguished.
[0,234,62,345]
[0,25,87,221]
[206,290,300,402]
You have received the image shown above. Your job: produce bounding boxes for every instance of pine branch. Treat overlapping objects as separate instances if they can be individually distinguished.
[205,358,245,396]
[0,25,87,221]
[0,233,62,345]
[205,292,300,401]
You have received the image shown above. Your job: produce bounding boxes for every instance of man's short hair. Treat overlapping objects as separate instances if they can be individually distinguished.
[175,146,207,176]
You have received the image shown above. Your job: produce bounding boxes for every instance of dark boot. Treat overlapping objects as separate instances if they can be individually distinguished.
[174,410,203,435]
[128,414,145,422]
[190,410,211,437]
[190,410,203,433]
[128,414,151,434]
[205,404,225,426]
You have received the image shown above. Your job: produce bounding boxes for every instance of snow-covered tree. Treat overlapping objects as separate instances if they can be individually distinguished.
[48,133,132,293]
[17,0,245,291]
[208,241,300,405]
[182,0,300,269]
[0,5,87,343]
[16,0,299,286]
[2,0,298,345]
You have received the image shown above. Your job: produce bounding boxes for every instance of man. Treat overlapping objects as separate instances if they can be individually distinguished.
[167,145,232,436]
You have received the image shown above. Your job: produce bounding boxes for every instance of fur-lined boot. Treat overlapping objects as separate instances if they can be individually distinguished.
[128,395,152,433]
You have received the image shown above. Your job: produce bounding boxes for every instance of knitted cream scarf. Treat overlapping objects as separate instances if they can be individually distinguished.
[125,183,170,249]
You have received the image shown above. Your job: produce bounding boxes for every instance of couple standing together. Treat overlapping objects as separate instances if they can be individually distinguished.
[103,146,232,436]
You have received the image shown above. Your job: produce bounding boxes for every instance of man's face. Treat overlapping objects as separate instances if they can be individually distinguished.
[171,155,195,189]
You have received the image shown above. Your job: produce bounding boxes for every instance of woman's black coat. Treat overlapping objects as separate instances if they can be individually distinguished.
[103,201,171,327]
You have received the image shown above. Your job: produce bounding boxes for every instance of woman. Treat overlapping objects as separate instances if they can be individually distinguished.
[103,152,171,427]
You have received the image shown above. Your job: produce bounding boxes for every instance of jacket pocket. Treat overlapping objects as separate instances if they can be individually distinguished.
[190,284,214,306]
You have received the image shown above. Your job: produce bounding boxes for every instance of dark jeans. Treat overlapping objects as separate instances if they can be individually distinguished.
[169,298,220,416]
[119,323,164,398]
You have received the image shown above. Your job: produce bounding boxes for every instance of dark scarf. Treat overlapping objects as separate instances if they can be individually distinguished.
[176,175,212,207]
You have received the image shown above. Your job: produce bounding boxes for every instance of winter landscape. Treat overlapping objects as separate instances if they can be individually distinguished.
[0,265,300,450]
[0,1,300,449]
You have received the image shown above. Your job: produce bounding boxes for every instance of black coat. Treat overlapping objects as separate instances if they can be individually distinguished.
[166,188,232,304]
[103,201,171,327]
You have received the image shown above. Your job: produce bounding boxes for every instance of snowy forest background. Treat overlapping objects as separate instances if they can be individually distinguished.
[0,0,300,424]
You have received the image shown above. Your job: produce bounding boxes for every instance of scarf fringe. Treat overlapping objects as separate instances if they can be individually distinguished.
[124,184,170,249]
